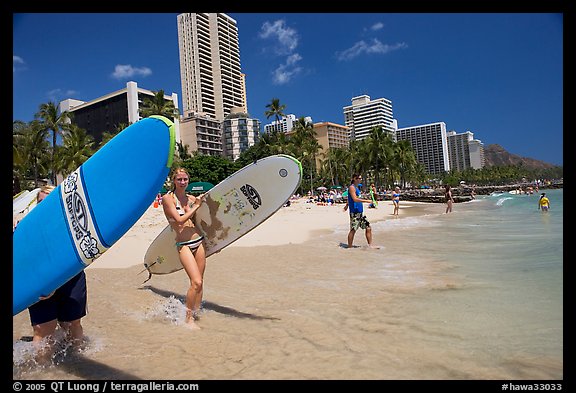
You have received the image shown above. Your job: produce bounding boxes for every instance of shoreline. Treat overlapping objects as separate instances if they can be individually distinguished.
[87,198,439,270]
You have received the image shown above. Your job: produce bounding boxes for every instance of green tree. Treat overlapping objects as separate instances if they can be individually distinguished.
[139,90,179,120]
[291,117,322,195]
[178,154,239,186]
[364,126,394,188]
[100,122,129,148]
[13,120,51,190]
[36,101,71,185]
[394,139,418,188]
[57,124,95,177]
[264,98,286,123]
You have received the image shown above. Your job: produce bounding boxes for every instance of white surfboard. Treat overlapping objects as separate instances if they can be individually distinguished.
[143,154,302,278]
[13,189,30,203]
[12,188,41,216]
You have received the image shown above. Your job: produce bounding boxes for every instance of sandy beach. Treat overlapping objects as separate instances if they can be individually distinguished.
[13,197,563,380]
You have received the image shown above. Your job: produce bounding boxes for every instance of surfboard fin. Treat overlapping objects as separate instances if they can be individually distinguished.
[141,272,153,284]
[138,264,154,284]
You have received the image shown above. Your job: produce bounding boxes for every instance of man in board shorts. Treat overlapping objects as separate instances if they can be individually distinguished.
[344,174,378,249]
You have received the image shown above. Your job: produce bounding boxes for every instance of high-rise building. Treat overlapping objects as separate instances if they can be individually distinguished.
[395,122,450,175]
[468,138,485,170]
[179,112,222,156]
[177,13,246,122]
[222,108,260,161]
[264,114,313,134]
[312,122,350,168]
[343,95,395,141]
[447,131,485,170]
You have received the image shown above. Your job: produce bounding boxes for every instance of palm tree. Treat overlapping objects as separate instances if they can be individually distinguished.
[394,140,418,188]
[100,122,129,148]
[139,90,179,120]
[264,98,286,123]
[320,147,351,187]
[291,117,322,195]
[13,120,52,190]
[365,126,394,188]
[57,124,95,177]
[36,101,71,185]
[175,141,194,167]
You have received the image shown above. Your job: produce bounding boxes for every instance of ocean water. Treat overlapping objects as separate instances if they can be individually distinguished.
[12,189,563,380]
[364,188,564,378]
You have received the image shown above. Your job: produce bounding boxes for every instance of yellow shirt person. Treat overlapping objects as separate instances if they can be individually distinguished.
[538,193,550,211]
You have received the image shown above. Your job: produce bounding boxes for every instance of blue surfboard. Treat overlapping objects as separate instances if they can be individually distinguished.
[13,116,175,315]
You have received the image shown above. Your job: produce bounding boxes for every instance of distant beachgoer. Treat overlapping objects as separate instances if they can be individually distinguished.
[162,168,206,330]
[24,185,88,363]
[538,193,550,212]
[369,183,378,208]
[343,174,377,249]
[392,187,401,216]
[445,185,454,214]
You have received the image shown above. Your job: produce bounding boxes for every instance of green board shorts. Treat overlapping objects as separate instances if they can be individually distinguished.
[349,212,370,231]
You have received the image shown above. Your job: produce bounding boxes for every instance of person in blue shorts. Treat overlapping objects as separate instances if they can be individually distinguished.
[26,186,88,361]
[392,186,401,216]
[343,174,377,249]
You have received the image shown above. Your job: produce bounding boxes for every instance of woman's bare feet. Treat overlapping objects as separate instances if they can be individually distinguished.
[185,309,201,330]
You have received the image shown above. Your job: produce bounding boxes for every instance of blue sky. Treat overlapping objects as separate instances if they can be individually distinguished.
[13,13,563,165]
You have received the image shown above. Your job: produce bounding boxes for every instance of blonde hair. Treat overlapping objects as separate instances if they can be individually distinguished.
[170,168,189,191]
[37,185,56,202]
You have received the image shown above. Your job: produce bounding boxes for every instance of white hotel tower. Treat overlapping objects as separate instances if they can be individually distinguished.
[395,122,451,175]
[177,13,247,121]
[343,95,395,141]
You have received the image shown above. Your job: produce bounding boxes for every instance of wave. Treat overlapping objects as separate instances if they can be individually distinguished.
[495,197,514,206]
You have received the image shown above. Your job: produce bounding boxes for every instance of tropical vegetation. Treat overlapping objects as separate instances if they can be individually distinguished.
[13,96,563,197]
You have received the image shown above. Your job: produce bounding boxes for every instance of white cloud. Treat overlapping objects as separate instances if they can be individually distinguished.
[272,53,303,85]
[259,20,298,56]
[258,19,305,85]
[370,22,384,31]
[46,88,79,102]
[13,55,25,72]
[111,64,152,79]
[336,39,407,61]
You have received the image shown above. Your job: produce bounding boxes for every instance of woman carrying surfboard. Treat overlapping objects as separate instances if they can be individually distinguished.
[162,168,207,330]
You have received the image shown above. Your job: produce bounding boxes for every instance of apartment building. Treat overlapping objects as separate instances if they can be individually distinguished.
[177,13,246,121]
[343,95,395,141]
[447,130,485,171]
[59,81,180,144]
[395,122,450,175]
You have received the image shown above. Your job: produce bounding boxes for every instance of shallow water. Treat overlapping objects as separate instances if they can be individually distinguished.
[13,189,563,380]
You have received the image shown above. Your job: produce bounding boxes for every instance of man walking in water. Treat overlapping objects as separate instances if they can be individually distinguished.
[344,174,378,249]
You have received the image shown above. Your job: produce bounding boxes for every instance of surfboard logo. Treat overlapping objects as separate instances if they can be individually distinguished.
[240,184,261,210]
[61,169,108,265]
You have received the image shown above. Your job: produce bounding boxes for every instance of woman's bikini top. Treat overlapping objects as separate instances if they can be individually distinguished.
[167,192,187,222]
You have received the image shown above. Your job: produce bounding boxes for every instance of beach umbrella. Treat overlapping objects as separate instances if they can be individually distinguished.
[187,181,215,193]
[331,185,342,189]
[317,186,327,191]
